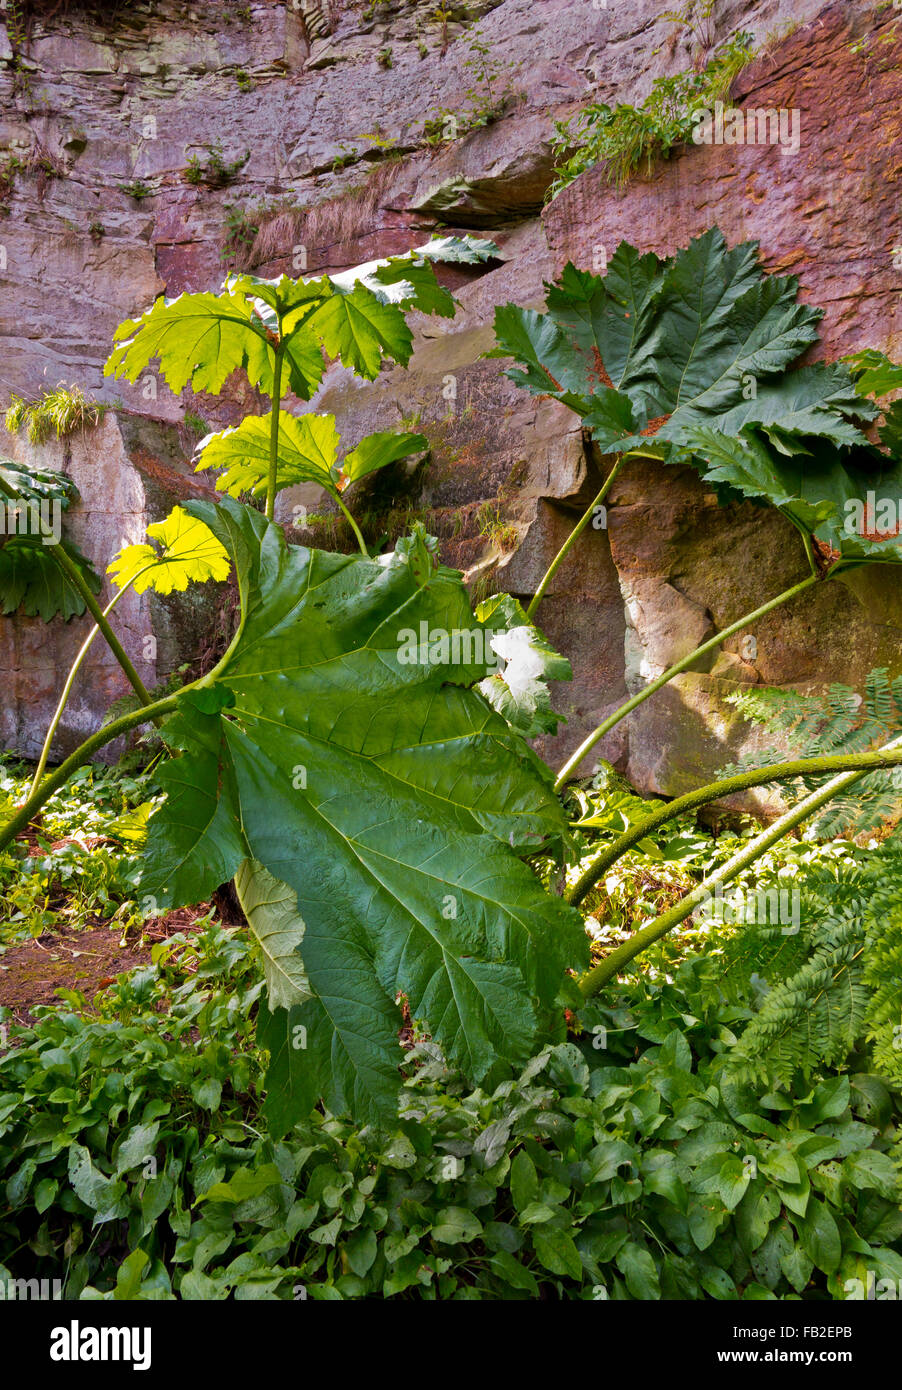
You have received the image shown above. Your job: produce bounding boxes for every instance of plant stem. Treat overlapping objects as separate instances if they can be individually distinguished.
[800,527,819,578]
[0,692,180,855]
[265,344,285,523]
[525,457,625,621]
[27,583,133,799]
[50,546,152,706]
[576,734,902,995]
[568,744,902,907]
[554,572,820,791]
[335,492,369,557]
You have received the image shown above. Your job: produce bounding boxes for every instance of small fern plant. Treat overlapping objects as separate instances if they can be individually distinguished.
[718,845,902,1092]
[725,668,902,837]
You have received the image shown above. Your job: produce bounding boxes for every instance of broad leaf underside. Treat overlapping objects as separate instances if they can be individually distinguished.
[136,499,586,1130]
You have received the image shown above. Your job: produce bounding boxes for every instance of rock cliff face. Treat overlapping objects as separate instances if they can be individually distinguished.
[0,0,899,785]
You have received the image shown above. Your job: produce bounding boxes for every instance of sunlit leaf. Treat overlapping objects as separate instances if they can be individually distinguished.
[108,506,231,595]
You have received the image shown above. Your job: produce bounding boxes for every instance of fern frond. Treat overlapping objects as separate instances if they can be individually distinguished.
[726,911,868,1086]
[723,846,902,1090]
[724,667,902,837]
[862,857,902,1091]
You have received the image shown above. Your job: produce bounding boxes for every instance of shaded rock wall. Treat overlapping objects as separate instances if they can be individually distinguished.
[0,412,221,758]
[0,0,898,786]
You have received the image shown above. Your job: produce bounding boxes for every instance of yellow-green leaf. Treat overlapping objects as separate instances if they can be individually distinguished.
[195,412,340,497]
[108,506,230,594]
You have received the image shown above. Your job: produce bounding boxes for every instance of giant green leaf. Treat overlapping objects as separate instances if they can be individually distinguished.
[546,248,663,389]
[135,692,245,910]
[228,268,418,378]
[660,363,870,453]
[136,498,585,1129]
[490,227,897,574]
[107,237,498,403]
[258,988,403,1135]
[307,282,417,378]
[223,271,337,337]
[104,289,285,397]
[491,228,872,463]
[620,232,822,421]
[684,427,902,567]
[195,412,340,498]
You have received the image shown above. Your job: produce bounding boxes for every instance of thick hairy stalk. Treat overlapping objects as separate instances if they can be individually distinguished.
[27,584,133,799]
[50,545,152,707]
[554,573,820,791]
[265,345,285,522]
[525,457,625,621]
[0,693,180,855]
[567,745,902,906]
[577,734,902,995]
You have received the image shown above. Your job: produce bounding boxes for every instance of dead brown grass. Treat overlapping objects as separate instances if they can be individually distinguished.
[248,160,399,268]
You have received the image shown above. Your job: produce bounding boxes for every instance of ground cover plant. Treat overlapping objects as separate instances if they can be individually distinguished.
[1,803,900,1300]
[0,757,155,945]
[1,227,901,1300]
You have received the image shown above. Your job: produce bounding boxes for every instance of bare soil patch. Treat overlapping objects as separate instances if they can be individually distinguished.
[0,906,210,1025]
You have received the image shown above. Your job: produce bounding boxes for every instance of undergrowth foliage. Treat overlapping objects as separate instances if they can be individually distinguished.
[715,848,902,1089]
[0,920,899,1300]
[0,758,155,941]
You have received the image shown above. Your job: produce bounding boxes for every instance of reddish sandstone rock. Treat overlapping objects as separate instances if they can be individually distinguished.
[0,0,898,793]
